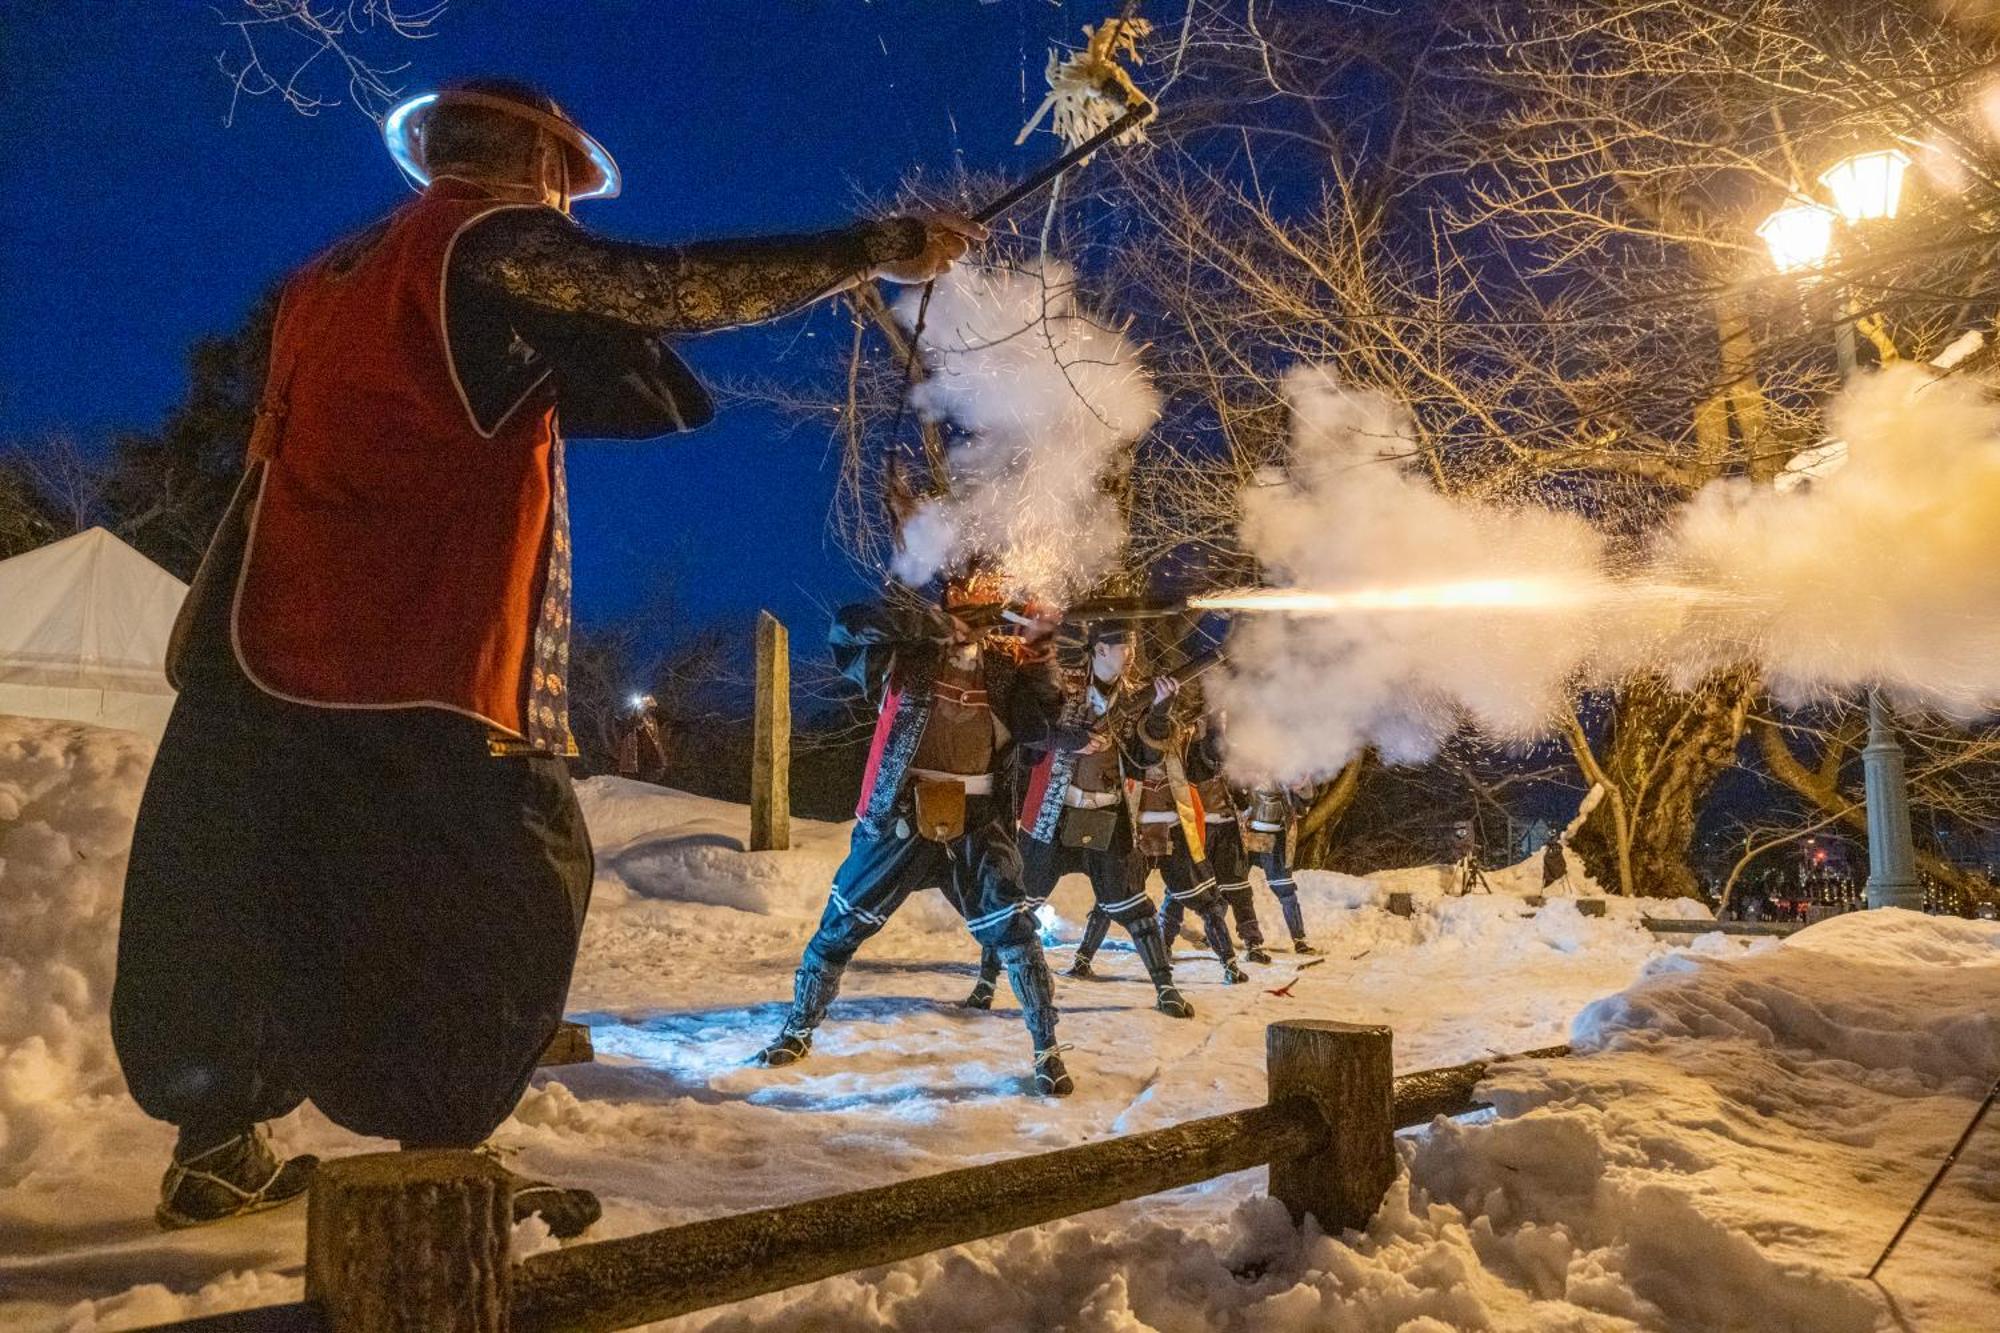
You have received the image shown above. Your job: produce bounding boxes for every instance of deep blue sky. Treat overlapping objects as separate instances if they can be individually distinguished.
[2,0,1119,637]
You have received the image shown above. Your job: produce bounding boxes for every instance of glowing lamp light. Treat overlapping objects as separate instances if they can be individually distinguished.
[1818,148,1910,224]
[1757,202,1836,273]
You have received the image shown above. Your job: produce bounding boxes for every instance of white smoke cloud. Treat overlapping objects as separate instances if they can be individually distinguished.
[1214,367,1615,779]
[891,262,1161,598]
[1663,363,2000,717]
[1215,361,2000,782]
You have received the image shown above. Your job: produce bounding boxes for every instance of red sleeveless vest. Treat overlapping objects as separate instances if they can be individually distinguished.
[233,181,557,737]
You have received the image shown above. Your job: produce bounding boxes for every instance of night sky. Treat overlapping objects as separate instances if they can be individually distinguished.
[2,1,1116,636]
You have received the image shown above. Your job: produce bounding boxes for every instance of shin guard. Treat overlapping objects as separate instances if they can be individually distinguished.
[786,956,846,1036]
[1276,887,1307,942]
[1128,917,1175,986]
[1073,907,1112,964]
[998,941,1059,1050]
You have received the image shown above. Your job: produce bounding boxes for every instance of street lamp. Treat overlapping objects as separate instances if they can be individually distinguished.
[1757,202,1836,274]
[1759,146,1921,912]
[1818,148,1910,224]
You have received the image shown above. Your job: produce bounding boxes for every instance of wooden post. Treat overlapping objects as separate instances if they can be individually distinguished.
[306,1150,512,1333]
[1266,1020,1395,1234]
[751,611,791,852]
[1386,891,1415,918]
[536,1019,595,1067]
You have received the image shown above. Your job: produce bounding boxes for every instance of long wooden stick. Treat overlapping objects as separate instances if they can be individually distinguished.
[1866,1076,2000,1280]
[895,98,1158,431]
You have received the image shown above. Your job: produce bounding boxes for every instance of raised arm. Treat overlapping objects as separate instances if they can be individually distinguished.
[828,601,939,707]
[453,207,930,336]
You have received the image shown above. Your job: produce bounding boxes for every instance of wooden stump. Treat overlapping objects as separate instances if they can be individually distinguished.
[1386,892,1415,918]
[751,612,791,852]
[537,1020,594,1068]
[1266,1020,1395,1233]
[306,1150,513,1333]
[1577,899,1607,918]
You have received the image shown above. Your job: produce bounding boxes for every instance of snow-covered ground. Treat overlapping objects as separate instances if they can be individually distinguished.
[1,715,1995,1331]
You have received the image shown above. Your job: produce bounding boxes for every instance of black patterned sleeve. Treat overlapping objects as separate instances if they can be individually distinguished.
[454,207,927,335]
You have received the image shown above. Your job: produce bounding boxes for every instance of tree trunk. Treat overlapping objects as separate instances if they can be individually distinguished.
[1567,668,1755,898]
[1293,752,1370,869]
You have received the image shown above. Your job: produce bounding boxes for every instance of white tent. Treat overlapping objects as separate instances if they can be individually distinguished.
[0,528,187,740]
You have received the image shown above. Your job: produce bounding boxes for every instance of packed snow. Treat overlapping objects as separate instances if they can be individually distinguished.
[0,715,1994,1331]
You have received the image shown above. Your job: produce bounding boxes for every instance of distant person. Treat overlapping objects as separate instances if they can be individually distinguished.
[617,693,669,784]
[1135,698,1249,983]
[1541,837,1570,892]
[1452,823,1490,895]
[1155,714,1271,962]
[1241,781,1318,954]
[111,78,980,1231]
[998,622,1193,1017]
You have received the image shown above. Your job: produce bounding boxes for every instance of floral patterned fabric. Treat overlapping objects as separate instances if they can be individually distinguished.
[453,209,926,334]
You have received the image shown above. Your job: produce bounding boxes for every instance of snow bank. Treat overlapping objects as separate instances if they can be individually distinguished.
[670,907,2000,1333]
[0,719,153,1188]
[576,777,853,915]
[1573,907,1999,1089]
[575,778,968,938]
[7,717,1995,1332]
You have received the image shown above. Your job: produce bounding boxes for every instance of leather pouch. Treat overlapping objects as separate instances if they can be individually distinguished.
[1059,805,1120,850]
[913,778,967,842]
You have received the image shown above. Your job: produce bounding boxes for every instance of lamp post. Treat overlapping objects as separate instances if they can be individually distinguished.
[1758,147,1923,912]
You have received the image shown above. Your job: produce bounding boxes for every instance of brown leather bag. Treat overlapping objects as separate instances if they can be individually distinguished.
[1059,805,1120,850]
[912,778,968,842]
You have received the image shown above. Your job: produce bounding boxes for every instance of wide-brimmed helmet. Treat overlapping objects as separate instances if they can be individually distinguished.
[382,77,621,201]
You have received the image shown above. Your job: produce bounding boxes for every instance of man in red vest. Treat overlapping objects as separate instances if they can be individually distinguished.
[111,78,980,1232]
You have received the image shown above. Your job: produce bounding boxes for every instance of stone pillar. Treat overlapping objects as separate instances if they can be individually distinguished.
[1863,690,1921,910]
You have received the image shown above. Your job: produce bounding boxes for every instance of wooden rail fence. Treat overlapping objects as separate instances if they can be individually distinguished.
[138,1021,1567,1333]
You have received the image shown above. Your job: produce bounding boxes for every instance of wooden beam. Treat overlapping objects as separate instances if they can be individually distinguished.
[750,611,791,852]
[1641,916,1803,937]
[513,1101,1324,1333]
[537,1020,595,1068]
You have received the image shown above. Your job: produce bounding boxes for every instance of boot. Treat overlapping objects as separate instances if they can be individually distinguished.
[755,1030,811,1066]
[755,956,844,1066]
[156,1126,316,1231]
[1197,901,1241,970]
[1223,885,1267,960]
[963,947,1001,1008]
[1000,941,1071,1096]
[1034,1046,1075,1097]
[1153,982,1194,1018]
[1129,918,1194,1019]
[1293,938,1321,956]
[1068,908,1111,976]
[1277,888,1309,945]
[510,1175,603,1239]
[1222,957,1250,985]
